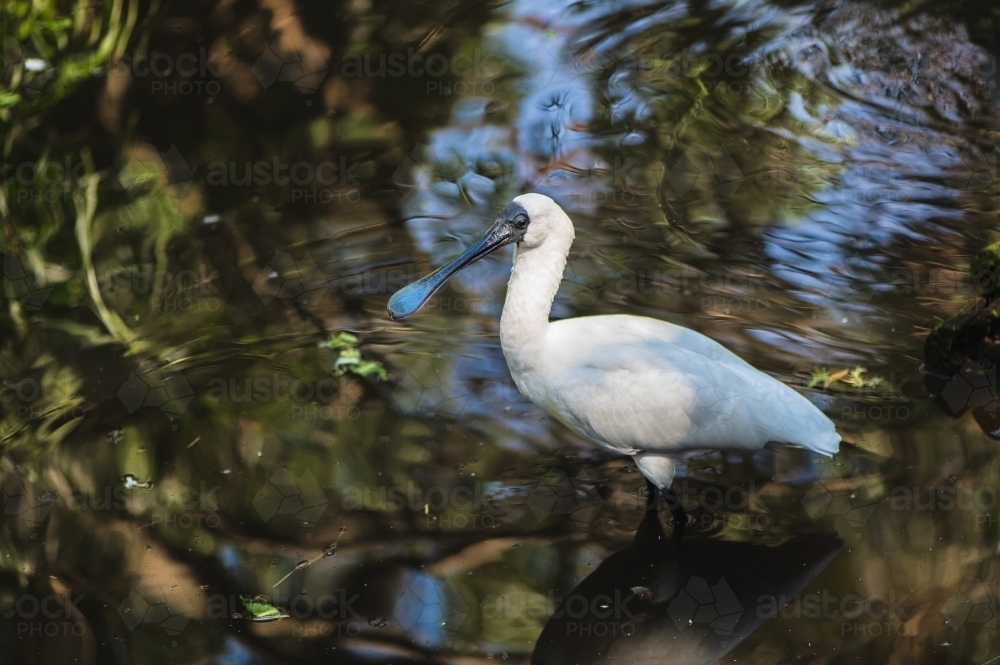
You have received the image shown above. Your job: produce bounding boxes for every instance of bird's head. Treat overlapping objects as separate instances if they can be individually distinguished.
[510,193,574,250]
[387,193,573,320]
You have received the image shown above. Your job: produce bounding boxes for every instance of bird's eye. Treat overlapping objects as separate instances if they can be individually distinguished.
[512,214,529,228]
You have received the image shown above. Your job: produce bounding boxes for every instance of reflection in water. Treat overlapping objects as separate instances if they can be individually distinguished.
[532,509,843,665]
[924,241,1000,438]
[3,0,1000,662]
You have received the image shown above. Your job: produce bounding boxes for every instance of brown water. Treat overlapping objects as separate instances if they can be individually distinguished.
[2,0,1000,662]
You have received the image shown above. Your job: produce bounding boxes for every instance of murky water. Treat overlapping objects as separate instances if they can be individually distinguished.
[2,0,1000,662]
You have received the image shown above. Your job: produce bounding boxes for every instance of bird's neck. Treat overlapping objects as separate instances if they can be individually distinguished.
[499,234,572,376]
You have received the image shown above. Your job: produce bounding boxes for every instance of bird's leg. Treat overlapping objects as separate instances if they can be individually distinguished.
[663,486,687,539]
[644,479,660,511]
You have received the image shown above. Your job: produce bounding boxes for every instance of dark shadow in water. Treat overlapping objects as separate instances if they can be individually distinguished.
[924,243,1000,438]
[532,509,843,665]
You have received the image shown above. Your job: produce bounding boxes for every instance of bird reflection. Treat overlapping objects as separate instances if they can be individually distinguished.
[531,503,843,665]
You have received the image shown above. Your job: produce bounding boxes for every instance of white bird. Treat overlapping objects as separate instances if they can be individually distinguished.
[389,193,840,530]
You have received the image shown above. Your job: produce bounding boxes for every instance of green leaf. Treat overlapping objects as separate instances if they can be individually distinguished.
[324,331,360,349]
[0,92,22,108]
[240,596,287,621]
[808,369,829,389]
[324,332,387,380]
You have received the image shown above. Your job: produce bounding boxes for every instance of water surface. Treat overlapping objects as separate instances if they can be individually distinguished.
[2,0,1000,662]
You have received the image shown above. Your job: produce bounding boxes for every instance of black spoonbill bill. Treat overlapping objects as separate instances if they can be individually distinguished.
[388,193,841,529]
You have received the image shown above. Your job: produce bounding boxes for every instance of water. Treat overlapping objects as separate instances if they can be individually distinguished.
[1,0,999,662]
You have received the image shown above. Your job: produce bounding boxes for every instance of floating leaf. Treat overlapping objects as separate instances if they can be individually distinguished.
[240,596,287,621]
[325,332,388,380]
[808,369,829,389]
[809,366,884,389]
[323,332,360,350]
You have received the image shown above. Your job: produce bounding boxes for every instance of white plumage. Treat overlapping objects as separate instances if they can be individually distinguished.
[389,193,840,495]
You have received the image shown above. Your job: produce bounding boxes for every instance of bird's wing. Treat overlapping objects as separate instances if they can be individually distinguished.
[561,315,759,368]
[543,318,839,456]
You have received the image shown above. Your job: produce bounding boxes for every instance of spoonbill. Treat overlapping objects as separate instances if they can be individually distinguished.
[388,193,840,529]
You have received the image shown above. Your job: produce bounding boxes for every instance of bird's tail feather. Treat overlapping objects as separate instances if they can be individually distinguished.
[811,430,841,457]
